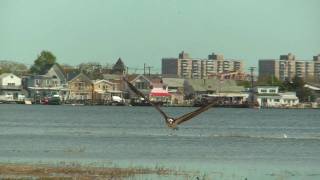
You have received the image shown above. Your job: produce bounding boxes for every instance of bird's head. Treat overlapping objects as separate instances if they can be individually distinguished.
[166,117,177,129]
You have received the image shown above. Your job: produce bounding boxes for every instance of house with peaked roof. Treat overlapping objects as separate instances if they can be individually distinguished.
[45,64,67,85]
[93,79,123,103]
[125,74,151,99]
[23,64,68,102]
[149,79,171,104]
[67,73,93,102]
[112,58,126,74]
[0,73,25,101]
[162,78,185,104]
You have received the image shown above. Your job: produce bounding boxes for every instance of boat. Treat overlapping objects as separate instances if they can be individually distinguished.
[41,95,61,105]
[130,98,163,106]
[24,100,32,105]
[48,96,61,105]
[130,99,151,106]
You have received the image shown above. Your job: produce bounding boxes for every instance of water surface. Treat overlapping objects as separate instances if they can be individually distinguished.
[0,104,319,179]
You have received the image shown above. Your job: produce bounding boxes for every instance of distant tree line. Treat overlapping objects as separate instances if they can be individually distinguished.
[0,60,28,76]
[1,50,124,80]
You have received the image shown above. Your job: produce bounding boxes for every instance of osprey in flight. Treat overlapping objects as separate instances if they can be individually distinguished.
[123,78,215,129]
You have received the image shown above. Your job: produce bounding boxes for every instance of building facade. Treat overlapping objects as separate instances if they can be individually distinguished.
[93,79,123,103]
[314,54,320,81]
[67,73,93,101]
[254,86,299,108]
[162,51,244,79]
[23,64,68,102]
[259,53,319,81]
[0,73,24,101]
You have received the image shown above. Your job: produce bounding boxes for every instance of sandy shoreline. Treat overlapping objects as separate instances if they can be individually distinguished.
[0,163,192,179]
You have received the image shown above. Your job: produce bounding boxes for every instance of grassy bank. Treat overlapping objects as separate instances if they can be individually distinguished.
[0,163,203,180]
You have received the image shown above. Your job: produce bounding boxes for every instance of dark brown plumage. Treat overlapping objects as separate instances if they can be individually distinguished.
[123,77,215,129]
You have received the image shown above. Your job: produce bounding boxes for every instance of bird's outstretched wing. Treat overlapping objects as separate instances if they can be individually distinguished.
[123,77,169,119]
[174,100,215,125]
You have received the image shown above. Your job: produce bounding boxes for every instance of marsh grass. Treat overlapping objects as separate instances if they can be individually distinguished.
[0,163,201,180]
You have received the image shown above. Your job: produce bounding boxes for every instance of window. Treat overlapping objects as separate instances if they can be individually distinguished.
[260,89,267,93]
[78,82,85,90]
[135,82,147,89]
[274,99,280,102]
[7,83,15,86]
[269,89,276,93]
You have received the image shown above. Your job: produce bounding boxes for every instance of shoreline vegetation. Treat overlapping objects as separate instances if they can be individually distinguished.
[0,163,200,179]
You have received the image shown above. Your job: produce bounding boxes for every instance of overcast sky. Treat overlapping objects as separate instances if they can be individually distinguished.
[0,0,319,73]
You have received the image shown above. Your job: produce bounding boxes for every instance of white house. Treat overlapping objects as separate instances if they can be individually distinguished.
[279,92,299,107]
[0,73,24,101]
[255,86,299,108]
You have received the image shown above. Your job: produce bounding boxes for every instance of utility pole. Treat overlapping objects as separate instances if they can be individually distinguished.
[248,67,256,105]
[146,66,153,76]
[91,83,94,105]
[143,63,153,76]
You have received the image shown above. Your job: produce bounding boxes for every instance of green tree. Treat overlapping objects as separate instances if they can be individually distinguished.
[78,62,103,79]
[236,80,251,88]
[296,87,314,102]
[30,50,56,74]
[289,76,314,102]
[0,60,28,75]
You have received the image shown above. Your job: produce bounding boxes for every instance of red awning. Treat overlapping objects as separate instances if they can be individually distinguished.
[150,92,171,97]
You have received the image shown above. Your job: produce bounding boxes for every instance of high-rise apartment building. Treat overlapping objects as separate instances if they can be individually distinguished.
[162,51,244,79]
[259,53,318,81]
[314,54,320,81]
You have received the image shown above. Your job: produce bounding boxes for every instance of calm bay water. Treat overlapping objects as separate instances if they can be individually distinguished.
[0,104,320,179]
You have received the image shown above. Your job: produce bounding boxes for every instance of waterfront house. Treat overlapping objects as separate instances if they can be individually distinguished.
[45,64,67,85]
[162,78,185,104]
[184,78,248,104]
[67,73,93,102]
[125,74,151,99]
[23,75,68,102]
[23,65,68,102]
[254,86,299,108]
[93,79,123,103]
[305,83,320,103]
[279,92,300,107]
[149,79,171,104]
[0,73,25,101]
